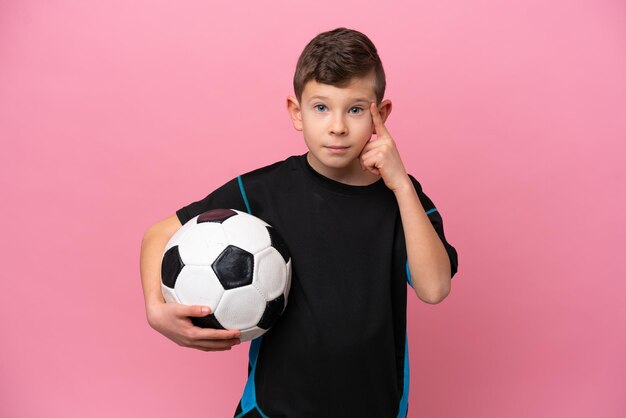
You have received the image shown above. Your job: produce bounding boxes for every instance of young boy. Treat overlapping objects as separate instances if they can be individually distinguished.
[140,27,458,417]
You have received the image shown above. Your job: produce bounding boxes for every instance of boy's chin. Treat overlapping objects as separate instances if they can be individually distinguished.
[317,157,360,172]
[326,158,357,167]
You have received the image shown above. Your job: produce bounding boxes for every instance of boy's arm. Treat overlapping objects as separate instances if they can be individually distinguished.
[140,214,241,351]
[393,182,452,304]
[140,214,181,311]
[360,102,454,304]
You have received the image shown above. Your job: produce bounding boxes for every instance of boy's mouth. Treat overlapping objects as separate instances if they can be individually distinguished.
[326,145,350,153]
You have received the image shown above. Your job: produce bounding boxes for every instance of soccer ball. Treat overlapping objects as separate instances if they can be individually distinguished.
[160,208,292,341]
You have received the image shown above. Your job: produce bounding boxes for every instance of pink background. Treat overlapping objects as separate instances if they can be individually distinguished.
[1,1,625,417]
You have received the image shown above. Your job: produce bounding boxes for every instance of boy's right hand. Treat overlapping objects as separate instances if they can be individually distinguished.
[147,301,242,351]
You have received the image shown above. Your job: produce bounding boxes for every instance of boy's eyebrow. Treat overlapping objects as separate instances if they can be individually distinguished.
[308,95,373,103]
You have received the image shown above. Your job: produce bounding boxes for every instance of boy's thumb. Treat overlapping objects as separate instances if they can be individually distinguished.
[188,305,212,317]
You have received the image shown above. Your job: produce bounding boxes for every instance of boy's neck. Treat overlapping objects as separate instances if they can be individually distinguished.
[306,152,381,186]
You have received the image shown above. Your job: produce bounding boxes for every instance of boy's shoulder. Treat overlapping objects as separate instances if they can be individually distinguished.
[237,153,305,191]
[240,154,302,178]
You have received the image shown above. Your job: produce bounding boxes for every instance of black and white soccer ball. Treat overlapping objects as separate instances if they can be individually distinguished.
[160,208,292,341]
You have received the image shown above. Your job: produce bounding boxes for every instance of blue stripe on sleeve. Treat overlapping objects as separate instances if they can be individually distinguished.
[237,175,252,214]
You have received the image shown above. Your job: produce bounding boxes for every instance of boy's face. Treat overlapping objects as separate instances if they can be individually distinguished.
[287,72,391,183]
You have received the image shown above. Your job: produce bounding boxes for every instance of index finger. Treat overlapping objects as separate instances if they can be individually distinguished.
[370,102,389,137]
[194,327,242,340]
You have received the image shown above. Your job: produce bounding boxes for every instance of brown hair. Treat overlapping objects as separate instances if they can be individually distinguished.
[293,27,386,104]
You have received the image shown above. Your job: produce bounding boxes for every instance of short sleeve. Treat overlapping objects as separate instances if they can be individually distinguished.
[408,174,459,279]
[175,177,249,225]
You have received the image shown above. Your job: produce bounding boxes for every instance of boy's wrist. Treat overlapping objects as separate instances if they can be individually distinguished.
[392,176,413,196]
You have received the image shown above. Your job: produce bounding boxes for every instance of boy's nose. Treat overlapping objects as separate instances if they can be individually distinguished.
[330,114,348,135]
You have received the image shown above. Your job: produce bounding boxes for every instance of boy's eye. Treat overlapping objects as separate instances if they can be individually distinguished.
[314,105,363,114]
[349,107,363,114]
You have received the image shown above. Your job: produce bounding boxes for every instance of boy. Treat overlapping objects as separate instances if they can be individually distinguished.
[140,27,458,417]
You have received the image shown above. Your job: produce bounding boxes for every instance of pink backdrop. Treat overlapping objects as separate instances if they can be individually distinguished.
[1,1,625,417]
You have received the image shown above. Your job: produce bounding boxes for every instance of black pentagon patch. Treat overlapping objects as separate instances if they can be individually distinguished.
[197,208,237,224]
[161,245,184,288]
[212,245,254,289]
[266,226,290,263]
[191,313,225,329]
[258,294,285,330]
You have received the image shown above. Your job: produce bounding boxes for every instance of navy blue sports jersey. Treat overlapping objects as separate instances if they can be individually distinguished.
[176,152,459,418]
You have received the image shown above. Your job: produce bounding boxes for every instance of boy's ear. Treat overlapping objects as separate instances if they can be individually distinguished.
[375,99,392,131]
[286,95,303,131]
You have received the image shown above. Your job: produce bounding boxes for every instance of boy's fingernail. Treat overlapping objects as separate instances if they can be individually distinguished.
[201,306,209,314]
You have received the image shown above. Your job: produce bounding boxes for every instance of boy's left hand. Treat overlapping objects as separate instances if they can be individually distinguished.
[359,102,411,193]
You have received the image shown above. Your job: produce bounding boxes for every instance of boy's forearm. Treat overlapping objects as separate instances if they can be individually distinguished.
[394,178,451,304]
[140,228,169,314]
[140,214,183,322]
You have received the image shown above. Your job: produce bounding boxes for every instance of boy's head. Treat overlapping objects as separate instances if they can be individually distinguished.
[287,27,392,183]
[293,27,386,105]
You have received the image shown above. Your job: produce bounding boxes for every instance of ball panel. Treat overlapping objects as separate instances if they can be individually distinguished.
[222,213,271,254]
[174,265,224,309]
[266,226,291,263]
[197,208,237,224]
[177,223,228,266]
[239,326,266,342]
[162,245,185,288]
[191,313,225,329]
[258,294,285,330]
[163,215,198,253]
[215,286,266,330]
[232,210,270,227]
[161,284,180,303]
[253,247,287,301]
[212,245,254,289]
